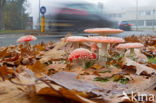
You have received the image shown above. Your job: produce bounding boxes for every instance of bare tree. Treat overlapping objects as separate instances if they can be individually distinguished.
[0,0,6,30]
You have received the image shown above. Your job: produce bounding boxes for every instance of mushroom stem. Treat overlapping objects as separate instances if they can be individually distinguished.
[128,48,136,60]
[72,42,80,49]
[106,43,111,57]
[25,41,30,49]
[97,43,108,66]
[82,61,86,69]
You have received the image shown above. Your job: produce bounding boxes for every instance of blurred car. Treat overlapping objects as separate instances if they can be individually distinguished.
[46,1,117,32]
[119,21,132,31]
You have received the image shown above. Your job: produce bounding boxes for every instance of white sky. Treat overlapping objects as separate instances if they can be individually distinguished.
[27,0,156,26]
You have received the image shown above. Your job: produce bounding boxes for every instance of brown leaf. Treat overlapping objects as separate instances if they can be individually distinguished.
[34,44,46,51]
[0,48,9,58]
[38,87,61,97]
[123,57,156,75]
[27,61,48,77]
[59,88,96,103]
[91,64,103,69]
[125,35,140,43]
[122,65,137,74]
[3,54,19,62]
[38,87,96,103]
[0,65,14,80]
[147,63,156,70]
[43,71,111,99]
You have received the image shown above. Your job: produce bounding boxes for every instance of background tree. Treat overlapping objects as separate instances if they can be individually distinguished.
[1,0,29,30]
[0,0,6,30]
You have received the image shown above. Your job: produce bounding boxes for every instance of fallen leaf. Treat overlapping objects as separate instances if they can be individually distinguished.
[0,65,14,80]
[147,63,156,70]
[91,64,103,69]
[0,48,8,58]
[27,61,48,77]
[123,57,156,75]
[46,72,100,93]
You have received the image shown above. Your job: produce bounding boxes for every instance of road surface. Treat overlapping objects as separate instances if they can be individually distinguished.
[0,31,155,47]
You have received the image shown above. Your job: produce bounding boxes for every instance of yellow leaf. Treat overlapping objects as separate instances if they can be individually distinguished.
[91,64,103,69]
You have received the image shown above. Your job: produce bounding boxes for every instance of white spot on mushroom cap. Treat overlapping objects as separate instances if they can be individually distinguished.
[68,48,96,61]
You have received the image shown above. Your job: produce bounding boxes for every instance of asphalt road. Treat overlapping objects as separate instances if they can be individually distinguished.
[0,31,155,47]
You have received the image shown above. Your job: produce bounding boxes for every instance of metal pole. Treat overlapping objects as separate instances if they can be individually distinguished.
[39,0,41,30]
[153,9,155,31]
[135,0,138,31]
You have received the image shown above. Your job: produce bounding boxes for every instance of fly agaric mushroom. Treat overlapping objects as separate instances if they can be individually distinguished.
[116,43,144,60]
[84,28,124,64]
[88,36,125,60]
[17,35,37,43]
[68,48,96,68]
[84,28,123,36]
[16,35,37,48]
[65,36,88,49]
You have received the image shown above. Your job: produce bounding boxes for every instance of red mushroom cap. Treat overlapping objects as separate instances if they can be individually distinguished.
[84,28,123,35]
[16,35,37,43]
[65,36,88,42]
[116,43,144,49]
[68,48,96,62]
[88,36,125,43]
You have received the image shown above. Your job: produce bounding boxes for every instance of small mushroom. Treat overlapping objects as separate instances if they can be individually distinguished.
[64,36,87,55]
[65,36,87,47]
[17,35,37,43]
[68,48,96,68]
[116,43,144,60]
[16,35,37,48]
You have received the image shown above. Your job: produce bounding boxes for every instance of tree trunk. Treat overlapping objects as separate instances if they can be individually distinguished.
[0,8,3,30]
[0,0,6,30]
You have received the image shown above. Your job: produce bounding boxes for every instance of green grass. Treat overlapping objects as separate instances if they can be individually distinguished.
[0,30,39,34]
[148,57,156,64]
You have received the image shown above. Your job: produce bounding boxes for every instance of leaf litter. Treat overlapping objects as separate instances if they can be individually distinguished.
[0,35,155,103]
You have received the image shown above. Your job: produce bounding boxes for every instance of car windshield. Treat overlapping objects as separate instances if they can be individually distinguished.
[121,21,129,24]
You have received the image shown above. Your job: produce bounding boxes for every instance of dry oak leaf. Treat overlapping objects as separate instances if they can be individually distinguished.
[15,69,37,85]
[123,57,156,75]
[33,44,46,51]
[44,72,108,97]
[27,61,48,77]
[38,87,61,97]
[125,49,148,63]
[0,65,14,80]
[0,48,9,58]
[38,86,95,103]
[3,54,20,62]
[40,40,67,63]
[91,64,103,69]
[147,63,156,70]
[40,49,66,63]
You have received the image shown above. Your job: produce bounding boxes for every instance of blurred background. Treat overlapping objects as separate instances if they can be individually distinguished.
[0,0,156,33]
